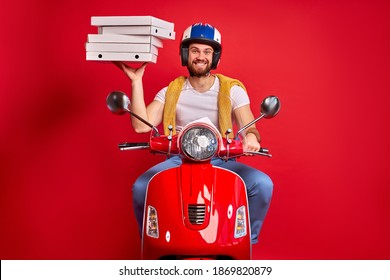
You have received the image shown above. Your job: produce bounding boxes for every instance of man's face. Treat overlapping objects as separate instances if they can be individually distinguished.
[187,43,214,77]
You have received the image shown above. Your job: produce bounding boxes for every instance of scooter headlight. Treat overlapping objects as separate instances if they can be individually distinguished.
[180,126,218,161]
[146,206,159,238]
[234,206,247,238]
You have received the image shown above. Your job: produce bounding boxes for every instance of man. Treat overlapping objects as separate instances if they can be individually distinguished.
[114,23,273,244]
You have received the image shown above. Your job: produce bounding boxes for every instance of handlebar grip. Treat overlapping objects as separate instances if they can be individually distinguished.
[259,147,269,154]
[118,142,150,151]
[244,147,272,157]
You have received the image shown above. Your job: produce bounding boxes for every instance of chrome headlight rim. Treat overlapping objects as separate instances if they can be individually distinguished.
[178,123,220,162]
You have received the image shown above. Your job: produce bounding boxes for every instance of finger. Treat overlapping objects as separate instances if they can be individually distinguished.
[140,62,149,69]
[112,61,126,71]
[138,62,148,73]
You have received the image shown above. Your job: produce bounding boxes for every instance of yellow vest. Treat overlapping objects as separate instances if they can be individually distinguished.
[162,74,247,137]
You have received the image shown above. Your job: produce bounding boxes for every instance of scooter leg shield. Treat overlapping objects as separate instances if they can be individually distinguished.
[141,163,251,259]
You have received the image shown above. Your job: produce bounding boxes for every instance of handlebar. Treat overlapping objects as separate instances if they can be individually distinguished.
[118,141,271,157]
[118,142,150,151]
[245,147,272,158]
[260,148,269,154]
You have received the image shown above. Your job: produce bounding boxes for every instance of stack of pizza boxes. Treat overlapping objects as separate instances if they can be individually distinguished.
[86,16,175,63]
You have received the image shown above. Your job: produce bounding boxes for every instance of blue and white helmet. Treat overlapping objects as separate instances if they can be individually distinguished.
[180,23,222,69]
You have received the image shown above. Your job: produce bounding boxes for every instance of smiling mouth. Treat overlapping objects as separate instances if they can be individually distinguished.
[193,60,208,66]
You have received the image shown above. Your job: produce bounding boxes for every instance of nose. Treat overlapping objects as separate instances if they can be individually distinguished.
[197,52,209,62]
[193,50,203,59]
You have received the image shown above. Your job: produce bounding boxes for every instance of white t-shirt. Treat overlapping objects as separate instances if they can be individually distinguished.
[154,76,250,132]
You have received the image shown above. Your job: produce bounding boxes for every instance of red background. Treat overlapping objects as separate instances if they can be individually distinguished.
[1,0,389,259]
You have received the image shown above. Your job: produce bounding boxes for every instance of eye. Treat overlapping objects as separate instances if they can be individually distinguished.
[190,49,200,55]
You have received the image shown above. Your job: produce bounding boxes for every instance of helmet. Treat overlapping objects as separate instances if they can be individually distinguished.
[180,23,222,70]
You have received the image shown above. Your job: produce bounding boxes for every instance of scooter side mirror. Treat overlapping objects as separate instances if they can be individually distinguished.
[235,95,281,138]
[106,91,131,115]
[106,91,160,136]
[261,96,281,119]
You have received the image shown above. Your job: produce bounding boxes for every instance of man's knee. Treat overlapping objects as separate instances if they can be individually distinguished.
[251,172,273,204]
[260,173,273,197]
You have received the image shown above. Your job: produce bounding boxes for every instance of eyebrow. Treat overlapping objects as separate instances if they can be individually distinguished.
[190,46,213,51]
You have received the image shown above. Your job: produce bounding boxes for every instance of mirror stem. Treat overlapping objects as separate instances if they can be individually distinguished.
[127,109,160,136]
[235,113,265,139]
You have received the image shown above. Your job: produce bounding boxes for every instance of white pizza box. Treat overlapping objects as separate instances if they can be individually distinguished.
[87,34,163,48]
[91,16,174,31]
[85,42,158,55]
[86,51,158,63]
[98,25,175,40]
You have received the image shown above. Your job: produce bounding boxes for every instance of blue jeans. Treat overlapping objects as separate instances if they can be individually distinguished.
[132,156,273,244]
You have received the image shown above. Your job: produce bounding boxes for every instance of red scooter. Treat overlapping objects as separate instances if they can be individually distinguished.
[106,91,280,259]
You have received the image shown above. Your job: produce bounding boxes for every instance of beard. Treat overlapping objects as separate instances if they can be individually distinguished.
[187,59,212,77]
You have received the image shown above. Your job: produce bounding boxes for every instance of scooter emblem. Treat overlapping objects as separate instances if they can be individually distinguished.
[227,205,233,219]
[166,231,171,242]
